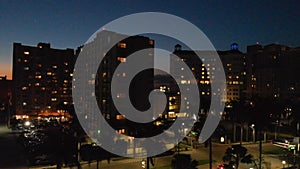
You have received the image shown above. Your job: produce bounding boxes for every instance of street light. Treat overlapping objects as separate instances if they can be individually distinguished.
[282,160,286,168]
[142,159,146,168]
[250,124,255,143]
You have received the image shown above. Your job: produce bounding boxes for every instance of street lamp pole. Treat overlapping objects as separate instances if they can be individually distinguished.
[250,124,255,143]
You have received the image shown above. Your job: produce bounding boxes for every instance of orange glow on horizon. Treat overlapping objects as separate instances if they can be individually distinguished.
[0,63,12,80]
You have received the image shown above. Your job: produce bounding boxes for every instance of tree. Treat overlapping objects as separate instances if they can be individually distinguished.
[171,154,198,169]
[222,145,254,169]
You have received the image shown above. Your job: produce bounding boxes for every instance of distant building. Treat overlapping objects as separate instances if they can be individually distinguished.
[75,30,155,136]
[219,43,247,102]
[171,44,246,105]
[246,43,300,100]
[0,76,12,123]
[12,42,76,117]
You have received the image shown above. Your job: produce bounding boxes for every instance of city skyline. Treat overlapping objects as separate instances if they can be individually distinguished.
[1,0,300,79]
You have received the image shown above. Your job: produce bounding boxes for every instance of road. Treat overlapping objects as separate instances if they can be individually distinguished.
[0,125,286,169]
[31,142,284,169]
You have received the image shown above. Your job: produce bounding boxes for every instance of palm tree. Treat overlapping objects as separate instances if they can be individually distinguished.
[222,145,253,169]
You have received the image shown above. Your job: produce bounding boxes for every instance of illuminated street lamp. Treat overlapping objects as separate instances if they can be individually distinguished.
[142,159,146,168]
[282,160,286,168]
[250,124,255,143]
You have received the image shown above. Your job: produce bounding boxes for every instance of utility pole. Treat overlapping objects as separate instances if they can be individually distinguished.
[259,133,262,169]
[209,138,212,169]
[240,123,243,145]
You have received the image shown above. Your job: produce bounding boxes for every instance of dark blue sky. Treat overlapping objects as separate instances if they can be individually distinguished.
[1,0,300,78]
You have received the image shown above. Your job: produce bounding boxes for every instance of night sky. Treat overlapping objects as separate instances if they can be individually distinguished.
[1,0,300,79]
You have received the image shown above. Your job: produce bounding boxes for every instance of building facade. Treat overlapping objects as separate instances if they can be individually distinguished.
[219,43,247,102]
[246,43,300,100]
[12,42,76,117]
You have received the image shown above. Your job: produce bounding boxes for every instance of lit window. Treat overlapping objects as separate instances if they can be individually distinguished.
[24,51,29,55]
[117,129,125,134]
[51,98,57,101]
[102,72,107,77]
[70,73,74,77]
[116,115,126,120]
[47,72,52,75]
[64,80,68,83]
[122,73,126,77]
[23,102,27,106]
[37,64,42,67]
[21,86,28,91]
[35,75,42,79]
[52,91,57,94]
[64,62,68,66]
[181,80,187,84]
[116,93,125,98]
[117,57,126,62]
[24,67,29,71]
[149,40,154,45]
[88,80,94,85]
[118,42,126,48]
[24,59,28,63]
[52,65,57,69]
[35,83,40,86]
[63,102,68,105]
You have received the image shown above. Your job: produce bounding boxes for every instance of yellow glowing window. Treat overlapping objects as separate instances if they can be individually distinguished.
[118,42,127,48]
[116,115,126,120]
[24,51,29,55]
[117,57,126,62]
[149,40,154,45]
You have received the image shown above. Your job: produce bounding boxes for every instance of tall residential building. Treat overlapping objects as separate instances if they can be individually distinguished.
[172,44,246,105]
[219,43,247,102]
[12,42,76,117]
[75,30,155,136]
[246,43,300,100]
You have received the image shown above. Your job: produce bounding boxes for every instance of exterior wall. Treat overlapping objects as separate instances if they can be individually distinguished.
[12,42,76,116]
